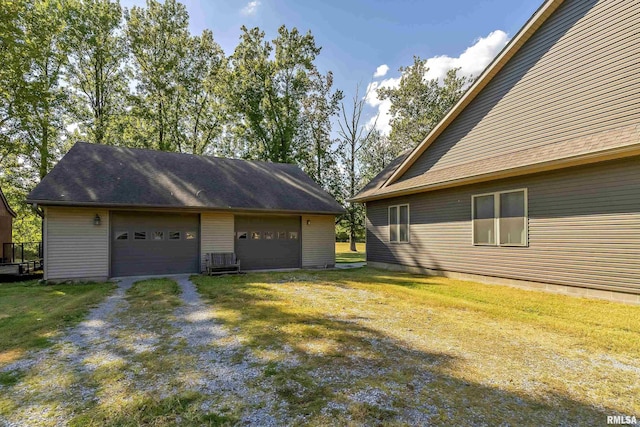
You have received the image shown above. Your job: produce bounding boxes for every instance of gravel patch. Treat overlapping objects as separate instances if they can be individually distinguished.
[171,276,287,426]
[0,278,136,427]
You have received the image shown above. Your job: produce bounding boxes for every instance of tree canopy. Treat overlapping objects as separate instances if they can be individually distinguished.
[0,0,469,250]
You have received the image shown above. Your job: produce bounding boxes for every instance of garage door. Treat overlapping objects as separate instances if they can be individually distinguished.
[111,212,199,277]
[234,215,301,270]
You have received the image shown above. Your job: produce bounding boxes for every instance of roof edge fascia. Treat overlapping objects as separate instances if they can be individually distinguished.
[350,145,640,203]
[25,200,345,216]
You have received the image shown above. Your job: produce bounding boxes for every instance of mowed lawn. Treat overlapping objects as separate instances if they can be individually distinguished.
[193,268,640,425]
[335,242,365,263]
[1,270,639,425]
[0,280,115,369]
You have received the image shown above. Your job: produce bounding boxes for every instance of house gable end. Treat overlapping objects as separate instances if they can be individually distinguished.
[388,0,640,189]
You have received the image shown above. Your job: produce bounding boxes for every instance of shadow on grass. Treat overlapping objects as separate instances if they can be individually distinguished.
[192,270,618,425]
[0,280,116,367]
[0,278,238,427]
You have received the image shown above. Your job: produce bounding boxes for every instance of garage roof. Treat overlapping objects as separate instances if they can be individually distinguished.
[27,142,345,214]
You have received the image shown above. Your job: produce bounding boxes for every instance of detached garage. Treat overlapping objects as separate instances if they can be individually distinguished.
[27,143,344,281]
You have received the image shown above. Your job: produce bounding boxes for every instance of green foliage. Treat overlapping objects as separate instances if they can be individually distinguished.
[228,25,341,166]
[125,0,191,151]
[66,0,129,146]
[0,0,470,250]
[377,56,469,149]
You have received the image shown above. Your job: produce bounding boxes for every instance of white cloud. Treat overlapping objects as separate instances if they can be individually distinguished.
[240,0,261,16]
[373,64,389,78]
[366,30,509,135]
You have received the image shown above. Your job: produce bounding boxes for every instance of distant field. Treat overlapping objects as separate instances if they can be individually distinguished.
[335,242,366,263]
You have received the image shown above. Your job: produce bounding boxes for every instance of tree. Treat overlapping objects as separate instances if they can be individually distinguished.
[66,0,129,146]
[336,85,376,252]
[358,130,407,185]
[125,0,191,151]
[10,0,71,180]
[228,25,322,163]
[0,0,72,243]
[179,29,227,155]
[377,56,469,149]
[299,69,342,188]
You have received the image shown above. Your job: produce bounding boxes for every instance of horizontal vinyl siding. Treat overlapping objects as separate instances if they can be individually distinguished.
[200,212,234,271]
[367,157,640,292]
[401,0,640,180]
[301,215,336,267]
[45,207,109,280]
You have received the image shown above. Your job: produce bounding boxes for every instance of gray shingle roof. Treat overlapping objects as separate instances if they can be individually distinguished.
[27,142,345,214]
[352,124,640,201]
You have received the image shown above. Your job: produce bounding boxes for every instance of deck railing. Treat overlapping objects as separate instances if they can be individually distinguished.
[2,242,43,264]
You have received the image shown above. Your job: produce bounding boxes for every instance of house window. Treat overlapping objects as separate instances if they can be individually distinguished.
[264,231,274,240]
[277,231,286,239]
[237,231,248,240]
[185,231,196,240]
[472,189,527,246]
[153,231,164,240]
[134,231,146,240]
[115,232,128,240]
[289,231,298,240]
[251,231,261,240]
[388,204,409,243]
[169,231,181,240]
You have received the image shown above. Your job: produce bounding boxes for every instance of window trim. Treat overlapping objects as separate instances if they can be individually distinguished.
[388,203,410,244]
[115,231,129,241]
[472,188,528,247]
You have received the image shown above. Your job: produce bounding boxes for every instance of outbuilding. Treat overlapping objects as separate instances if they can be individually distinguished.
[27,142,344,281]
[0,186,17,263]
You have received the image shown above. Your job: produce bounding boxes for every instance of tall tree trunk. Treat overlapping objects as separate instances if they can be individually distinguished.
[39,123,49,179]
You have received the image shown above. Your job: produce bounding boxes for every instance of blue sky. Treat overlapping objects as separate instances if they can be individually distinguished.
[121,0,543,133]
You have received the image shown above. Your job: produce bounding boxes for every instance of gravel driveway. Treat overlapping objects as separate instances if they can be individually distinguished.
[0,276,287,427]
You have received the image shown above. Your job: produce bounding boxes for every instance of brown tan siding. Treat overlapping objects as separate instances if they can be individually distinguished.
[45,207,109,280]
[367,157,640,293]
[401,0,640,181]
[301,215,336,267]
[200,212,234,271]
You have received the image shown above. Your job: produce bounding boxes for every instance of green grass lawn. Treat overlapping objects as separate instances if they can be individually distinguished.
[335,241,366,263]
[192,268,640,425]
[0,280,115,368]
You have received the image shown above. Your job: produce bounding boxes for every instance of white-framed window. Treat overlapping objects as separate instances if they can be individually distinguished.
[236,231,247,240]
[388,204,409,243]
[134,231,146,240]
[169,231,181,240]
[153,231,164,240]
[185,231,197,240]
[115,231,128,240]
[472,189,527,247]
